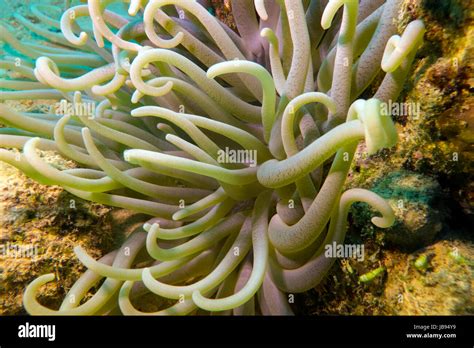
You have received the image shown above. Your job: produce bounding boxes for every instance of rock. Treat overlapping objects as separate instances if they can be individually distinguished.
[382,238,473,315]
[352,170,445,251]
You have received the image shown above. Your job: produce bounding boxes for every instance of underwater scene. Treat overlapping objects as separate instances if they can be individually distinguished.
[0,0,472,332]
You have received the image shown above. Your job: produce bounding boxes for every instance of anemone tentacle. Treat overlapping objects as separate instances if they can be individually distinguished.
[0,0,424,315]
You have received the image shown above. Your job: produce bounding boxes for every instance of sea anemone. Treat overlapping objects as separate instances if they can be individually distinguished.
[0,0,424,315]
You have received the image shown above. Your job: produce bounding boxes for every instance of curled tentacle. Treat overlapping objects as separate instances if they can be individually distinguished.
[207,60,276,141]
[381,20,425,73]
[88,0,140,51]
[129,48,261,122]
[23,232,146,315]
[258,98,397,190]
[141,215,250,299]
[269,188,395,293]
